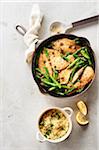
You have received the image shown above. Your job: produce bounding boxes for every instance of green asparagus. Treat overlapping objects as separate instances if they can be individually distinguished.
[44,48,49,57]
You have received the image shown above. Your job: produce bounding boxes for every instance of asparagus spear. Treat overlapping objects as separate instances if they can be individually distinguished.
[44,48,49,57]
[80,48,92,65]
[36,75,41,79]
[73,47,87,57]
[62,52,72,61]
[69,61,86,81]
[41,78,57,87]
[43,67,61,88]
[67,58,81,69]
[73,53,79,58]
[81,49,90,59]
[43,66,50,76]
[61,85,71,89]
[56,92,65,96]
[64,87,76,94]
[53,70,58,80]
[36,68,50,80]
[50,76,61,88]
[62,56,69,62]
[48,87,56,91]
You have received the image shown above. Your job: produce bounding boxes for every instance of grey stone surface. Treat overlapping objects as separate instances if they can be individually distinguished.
[0,2,99,150]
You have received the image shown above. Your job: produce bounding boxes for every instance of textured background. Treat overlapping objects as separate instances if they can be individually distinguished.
[0,1,99,150]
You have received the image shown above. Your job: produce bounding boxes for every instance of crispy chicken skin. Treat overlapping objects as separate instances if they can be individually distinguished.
[52,38,81,54]
[74,66,95,89]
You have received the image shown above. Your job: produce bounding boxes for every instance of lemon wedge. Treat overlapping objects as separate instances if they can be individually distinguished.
[77,101,87,116]
[76,111,89,125]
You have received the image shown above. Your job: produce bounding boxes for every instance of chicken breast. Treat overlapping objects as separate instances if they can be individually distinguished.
[38,48,70,75]
[59,68,72,84]
[47,49,69,71]
[38,53,53,76]
[52,38,81,54]
[81,66,94,82]
[50,56,69,71]
[74,66,95,89]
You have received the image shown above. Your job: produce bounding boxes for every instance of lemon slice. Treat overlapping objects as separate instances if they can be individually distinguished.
[76,111,89,125]
[77,101,87,115]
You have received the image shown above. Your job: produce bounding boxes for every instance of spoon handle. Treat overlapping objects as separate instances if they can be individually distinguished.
[72,15,99,28]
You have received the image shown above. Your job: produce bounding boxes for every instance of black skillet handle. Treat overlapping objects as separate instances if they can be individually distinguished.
[72,15,99,29]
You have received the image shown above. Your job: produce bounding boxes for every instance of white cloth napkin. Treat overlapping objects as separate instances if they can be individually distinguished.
[24,4,43,64]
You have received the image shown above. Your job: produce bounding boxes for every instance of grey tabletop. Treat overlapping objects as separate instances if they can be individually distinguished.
[0,1,99,150]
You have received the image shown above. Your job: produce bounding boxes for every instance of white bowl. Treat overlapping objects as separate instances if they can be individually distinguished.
[36,106,73,143]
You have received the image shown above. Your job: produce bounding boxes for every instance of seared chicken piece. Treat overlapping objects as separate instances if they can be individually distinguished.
[80,66,95,85]
[59,68,72,84]
[74,66,95,89]
[38,48,70,75]
[53,38,81,54]
[48,49,69,71]
[72,67,85,83]
[50,56,69,71]
[38,53,53,76]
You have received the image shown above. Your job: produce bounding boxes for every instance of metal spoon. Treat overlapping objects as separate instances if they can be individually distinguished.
[50,15,99,35]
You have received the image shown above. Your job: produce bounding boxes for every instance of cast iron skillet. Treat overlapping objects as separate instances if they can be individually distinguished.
[32,34,95,97]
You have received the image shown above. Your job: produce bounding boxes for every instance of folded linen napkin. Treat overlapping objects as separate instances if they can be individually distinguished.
[24,4,43,64]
